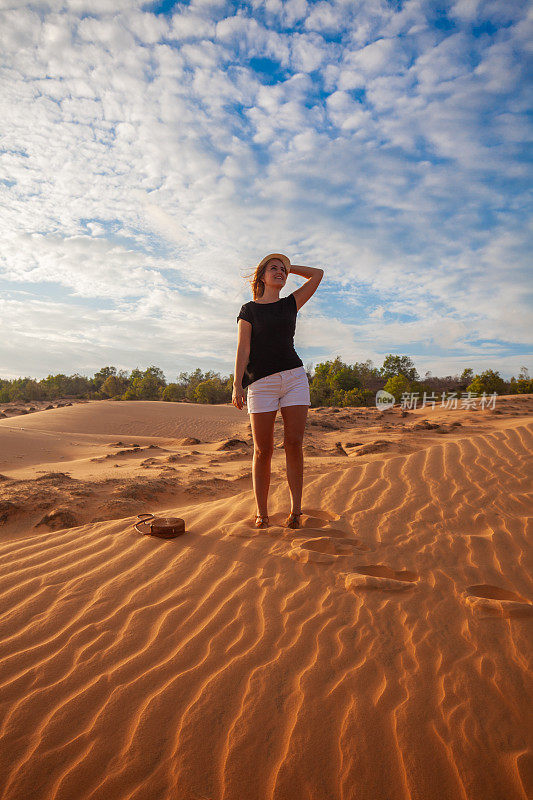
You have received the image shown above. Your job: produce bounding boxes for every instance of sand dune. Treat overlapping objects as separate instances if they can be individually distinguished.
[0,396,532,799]
[0,400,249,474]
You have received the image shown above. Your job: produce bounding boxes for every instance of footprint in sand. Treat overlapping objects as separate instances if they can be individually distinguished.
[222,509,348,543]
[464,584,533,618]
[338,564,419,592]
[289,536,370,564]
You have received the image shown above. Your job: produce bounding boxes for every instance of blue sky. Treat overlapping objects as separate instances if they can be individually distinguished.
[0,0,531,381]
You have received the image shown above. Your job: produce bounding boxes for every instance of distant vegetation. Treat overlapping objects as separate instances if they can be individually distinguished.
[0,359,531,408]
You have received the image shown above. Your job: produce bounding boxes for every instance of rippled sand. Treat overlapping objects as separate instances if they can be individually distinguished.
[0,396,532,800]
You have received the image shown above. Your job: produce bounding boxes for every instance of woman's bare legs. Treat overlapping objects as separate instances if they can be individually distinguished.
[250,410,277,516]
[280,404,309,513]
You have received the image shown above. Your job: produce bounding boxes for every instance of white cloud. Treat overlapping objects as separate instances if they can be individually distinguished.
[449,0,482,23]
[303,0,346,33]
[348,36,407,76]
[290,32,329,72]
[0,0,530,381]
[215,14,291,65]
[169,10,216,40]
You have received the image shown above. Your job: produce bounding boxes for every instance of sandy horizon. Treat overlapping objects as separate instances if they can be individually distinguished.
[0,395,532,799]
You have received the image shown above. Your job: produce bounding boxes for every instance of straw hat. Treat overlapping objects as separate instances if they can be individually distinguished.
[256,253,291,273]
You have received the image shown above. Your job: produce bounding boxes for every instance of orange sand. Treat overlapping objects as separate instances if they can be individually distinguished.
[0,396,532,799]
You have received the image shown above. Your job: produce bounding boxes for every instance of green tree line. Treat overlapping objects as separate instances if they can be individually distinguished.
[0,358,531,408]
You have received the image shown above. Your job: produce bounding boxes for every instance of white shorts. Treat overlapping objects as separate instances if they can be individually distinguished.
[246,366,311,414]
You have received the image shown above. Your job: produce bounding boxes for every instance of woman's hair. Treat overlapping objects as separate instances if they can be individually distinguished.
[244,258,287,300]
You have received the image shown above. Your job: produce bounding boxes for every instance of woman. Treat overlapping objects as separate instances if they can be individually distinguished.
[232,253,324,529]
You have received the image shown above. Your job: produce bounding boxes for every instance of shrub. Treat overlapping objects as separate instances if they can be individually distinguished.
[162,384,185,402]
[384,373,412,402]
[100,375,124,398]
[516,378,533,394]
[466,369,506,395]
[381,355,419,382]
[195,378,229,404]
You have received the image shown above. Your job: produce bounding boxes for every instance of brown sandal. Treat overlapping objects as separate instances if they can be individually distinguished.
[255,515,270,529]
[286,512,302,529]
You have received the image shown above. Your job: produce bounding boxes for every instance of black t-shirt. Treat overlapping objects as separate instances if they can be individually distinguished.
[236,293,304,389]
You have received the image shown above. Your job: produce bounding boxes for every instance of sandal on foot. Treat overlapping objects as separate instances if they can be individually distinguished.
[255,515,270,529]
[286,512,302,529]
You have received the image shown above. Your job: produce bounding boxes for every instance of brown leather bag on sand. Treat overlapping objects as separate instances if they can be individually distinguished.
[134,513,186,538]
